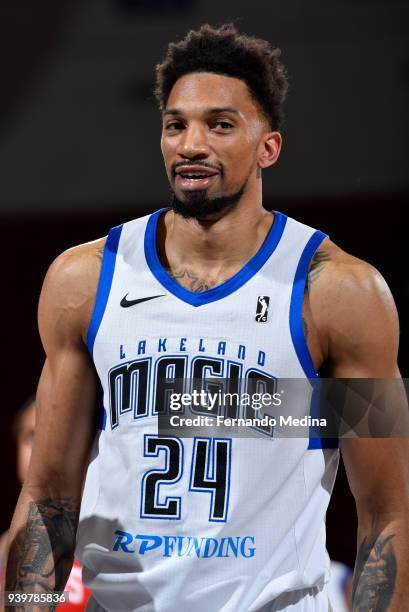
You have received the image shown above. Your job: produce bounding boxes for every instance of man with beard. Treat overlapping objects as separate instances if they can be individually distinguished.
[5,23,408,612]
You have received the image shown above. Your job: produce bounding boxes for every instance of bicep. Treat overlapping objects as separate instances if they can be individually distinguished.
[26,250,100,499]
[327,264,409,513]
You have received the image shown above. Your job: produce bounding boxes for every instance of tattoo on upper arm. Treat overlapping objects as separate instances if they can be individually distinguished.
[305,250,331,293]
[6,498,79,598]
[302,316,308,339]
[352,532,396,611]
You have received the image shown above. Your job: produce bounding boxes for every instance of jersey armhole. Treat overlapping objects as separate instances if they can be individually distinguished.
[289,230,340,450]
[289,229,328,378]
[86,224,123,356]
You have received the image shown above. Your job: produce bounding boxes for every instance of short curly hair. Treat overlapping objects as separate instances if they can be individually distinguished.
[155,23,288,131]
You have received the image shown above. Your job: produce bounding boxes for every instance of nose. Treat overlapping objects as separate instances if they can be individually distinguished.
[177,122,210,159]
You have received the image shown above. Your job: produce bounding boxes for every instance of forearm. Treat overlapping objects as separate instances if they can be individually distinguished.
[352,513,409,611]
[5,483,79,606]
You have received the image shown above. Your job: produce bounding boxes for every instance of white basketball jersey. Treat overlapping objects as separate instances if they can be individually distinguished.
[76,208,339,612]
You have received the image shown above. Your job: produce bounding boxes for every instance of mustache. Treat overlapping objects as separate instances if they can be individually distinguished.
[172,161,223,176]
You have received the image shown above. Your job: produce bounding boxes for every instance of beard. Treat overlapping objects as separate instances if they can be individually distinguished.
[170,182,247,220]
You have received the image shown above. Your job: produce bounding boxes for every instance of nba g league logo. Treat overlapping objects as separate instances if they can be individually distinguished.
[255,296,270,323]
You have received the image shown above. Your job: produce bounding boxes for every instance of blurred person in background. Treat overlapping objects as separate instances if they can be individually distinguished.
[5,23,409,611]
[0,398,90,610]
[328,561,353,612]
[0,397,36,587]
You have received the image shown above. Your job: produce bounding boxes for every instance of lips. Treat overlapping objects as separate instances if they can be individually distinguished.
[174,164,219,191]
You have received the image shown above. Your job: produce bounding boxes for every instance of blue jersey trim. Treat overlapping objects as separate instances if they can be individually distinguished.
[86,224,123,355]
[308,437,339,449]
[289,230,340,450]
[307,379,340,449]
[289,230,328,378]
[144,208,287,307]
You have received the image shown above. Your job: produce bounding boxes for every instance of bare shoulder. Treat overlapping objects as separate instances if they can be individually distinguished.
[308,238,375,281]
[39,237,107,347]
[308,238,396,311]
[306,239,400,375]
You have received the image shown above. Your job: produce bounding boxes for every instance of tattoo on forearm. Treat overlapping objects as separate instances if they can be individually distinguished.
[352,532,396,611]
[305,250,331,292]
[169,268,212,293]
[6,498,79,598]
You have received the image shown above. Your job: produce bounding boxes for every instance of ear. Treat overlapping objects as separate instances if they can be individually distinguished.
[257,132,282,169]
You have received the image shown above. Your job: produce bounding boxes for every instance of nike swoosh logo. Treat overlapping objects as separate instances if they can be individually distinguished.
[120,294,166,308]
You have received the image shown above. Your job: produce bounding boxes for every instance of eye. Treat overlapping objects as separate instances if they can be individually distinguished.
[213,120,234,130]
[165,121,184,131]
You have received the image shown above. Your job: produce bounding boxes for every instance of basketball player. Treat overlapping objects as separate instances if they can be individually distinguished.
[5,24,409,611]
[328,561,353,612]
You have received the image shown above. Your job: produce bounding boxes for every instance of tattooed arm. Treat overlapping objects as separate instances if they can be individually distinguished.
[5,240,104,603]
[6,499,79,597]
[342,437,409,612]
[352,532,396,611]
[307,241,409,610]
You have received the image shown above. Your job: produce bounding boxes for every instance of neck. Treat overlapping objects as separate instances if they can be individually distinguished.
[157,189,274,286]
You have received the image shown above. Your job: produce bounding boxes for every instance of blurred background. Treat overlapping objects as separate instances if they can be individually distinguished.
[1,0,408,578]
